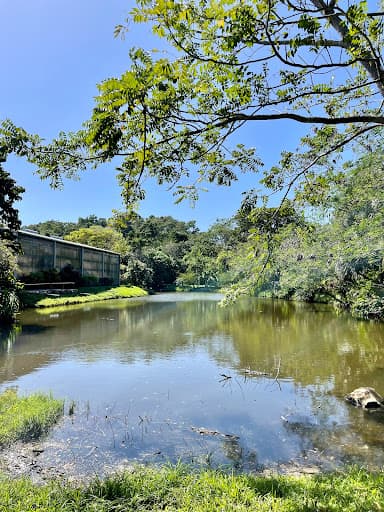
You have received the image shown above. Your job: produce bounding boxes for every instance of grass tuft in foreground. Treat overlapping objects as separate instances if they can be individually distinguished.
[24,285,147,309]
[0,388,63,446]
[0,465,383,511]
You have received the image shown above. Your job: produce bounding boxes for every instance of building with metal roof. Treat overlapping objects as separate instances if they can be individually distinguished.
[17,230,120,285]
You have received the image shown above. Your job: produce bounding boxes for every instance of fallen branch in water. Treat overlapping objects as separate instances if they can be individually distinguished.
[244,368,269,377]
[191,427,239,440]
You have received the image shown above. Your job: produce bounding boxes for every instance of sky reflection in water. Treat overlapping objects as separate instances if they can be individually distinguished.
[1,293,384,475]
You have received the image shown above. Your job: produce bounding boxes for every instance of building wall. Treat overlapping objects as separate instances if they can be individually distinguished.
[17,231,120,285]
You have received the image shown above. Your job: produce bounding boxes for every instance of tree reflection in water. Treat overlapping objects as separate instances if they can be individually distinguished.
[1,294,384,476]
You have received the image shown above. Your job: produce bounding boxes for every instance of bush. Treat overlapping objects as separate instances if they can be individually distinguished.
[349,288,384,320]
[21,268,61,284]
[0,289,20,323]
[0,240,21,324]
[121,257,154,289]
[59,264,81,285]
[79,275,99,286]
[99,277,113,286]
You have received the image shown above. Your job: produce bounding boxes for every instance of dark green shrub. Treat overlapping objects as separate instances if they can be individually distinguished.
[349,288,384,320]
[21,269,61,284]
[79,275,99,286]
[0,240,21,324]
[59,264,81,285]
[99,277,113,286]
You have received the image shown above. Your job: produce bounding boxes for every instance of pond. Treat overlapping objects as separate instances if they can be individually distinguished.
[1,293,384,477]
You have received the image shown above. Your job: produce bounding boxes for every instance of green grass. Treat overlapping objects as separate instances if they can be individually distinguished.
[0,388,64,446]
[0,465,383,511]
[21,285,147,309]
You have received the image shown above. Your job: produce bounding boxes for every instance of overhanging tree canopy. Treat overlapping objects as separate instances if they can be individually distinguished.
[2,0,384,208]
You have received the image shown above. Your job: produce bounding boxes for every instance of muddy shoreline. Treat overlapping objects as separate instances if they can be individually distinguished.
[0,440,138,484]
[0,439,324,484]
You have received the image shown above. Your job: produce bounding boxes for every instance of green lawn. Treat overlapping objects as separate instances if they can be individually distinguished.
[21,285,147,309]
[0,465,383,511]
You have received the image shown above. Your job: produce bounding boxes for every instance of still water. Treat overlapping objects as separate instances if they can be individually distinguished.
[1,293,384,475]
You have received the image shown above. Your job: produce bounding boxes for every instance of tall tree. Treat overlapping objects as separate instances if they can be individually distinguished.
[0,239,20,323]
[64,225,129,254]
[0,153,24,323]
[0,165,24,242]
[23,215,108,237]
[226,150,384,317]
[2,1,384,311]
[23,219,78,237]
[11,0,381,207]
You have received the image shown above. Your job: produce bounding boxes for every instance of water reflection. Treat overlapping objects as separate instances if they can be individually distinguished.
[1,294,384,474]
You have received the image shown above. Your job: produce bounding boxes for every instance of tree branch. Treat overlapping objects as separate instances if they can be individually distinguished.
[310,0,384,96]
[220,112,384,126]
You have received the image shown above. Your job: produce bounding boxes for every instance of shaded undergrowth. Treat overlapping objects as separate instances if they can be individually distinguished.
[0,465,383,511]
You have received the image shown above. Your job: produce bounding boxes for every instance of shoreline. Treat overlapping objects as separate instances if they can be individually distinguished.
[19,285,148,310]
[0,457,382,511]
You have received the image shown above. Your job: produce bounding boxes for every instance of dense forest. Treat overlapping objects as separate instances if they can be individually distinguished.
[21,149,384,320]
[1,0,384,323]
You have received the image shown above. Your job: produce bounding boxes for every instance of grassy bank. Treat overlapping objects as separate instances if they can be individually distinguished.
[0,389,63,446]
[21,285,147,309]
[0,465,383,511]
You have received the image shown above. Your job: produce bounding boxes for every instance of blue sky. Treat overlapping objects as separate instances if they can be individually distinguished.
[1,0,305,230]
